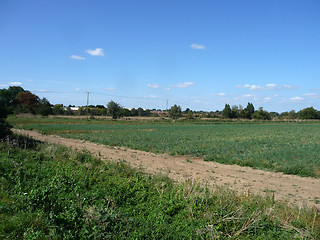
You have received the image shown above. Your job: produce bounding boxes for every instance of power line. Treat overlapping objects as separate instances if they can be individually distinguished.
[29,90,213,111]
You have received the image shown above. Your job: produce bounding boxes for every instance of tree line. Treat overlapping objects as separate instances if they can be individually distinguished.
[1,86,320,124]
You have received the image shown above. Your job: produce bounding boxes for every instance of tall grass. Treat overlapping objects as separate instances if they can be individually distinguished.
[0,135,319,239]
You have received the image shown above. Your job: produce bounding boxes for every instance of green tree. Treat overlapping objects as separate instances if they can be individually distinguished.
[36,98,53,116]
[222,104,232,118]
[243,102,255,119]
[107,100,122,119]
[298,107,320,119]
[0,95,12,139]
[130,108,138,116]
[230,105,239,118]
[53,104,65,115]
[168,104,182,119]
[252,107,271,120]
[0,86,25,113]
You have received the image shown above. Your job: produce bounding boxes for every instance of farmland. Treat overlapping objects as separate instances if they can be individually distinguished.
[10,116,320,178]
[2,136,320,239]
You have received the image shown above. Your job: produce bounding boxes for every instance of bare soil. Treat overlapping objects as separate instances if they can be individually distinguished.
[13,128,320,209]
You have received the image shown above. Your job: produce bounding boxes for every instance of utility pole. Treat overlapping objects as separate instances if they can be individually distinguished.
[166,99,168,111]
[86,91,90,121]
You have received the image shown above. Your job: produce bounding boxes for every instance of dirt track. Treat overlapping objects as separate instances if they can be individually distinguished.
[13,128,320,209]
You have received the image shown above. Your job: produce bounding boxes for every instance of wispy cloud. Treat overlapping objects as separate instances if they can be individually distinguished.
[303,93,320,99]
[145,95,157,98]
[211,93,226,96]
[190,43,206,50]
[86,48,104,56]
[264,97,272,101]
[234,94,258,101]
[75,88,81,91]
[70,55,86,60]
[147,83,160,89]
[170,82,194,88]
[104,87,115,91]
[9,82,22,86]
[0,84,8,87]
[236,83,299,91]
[290,96,304,101]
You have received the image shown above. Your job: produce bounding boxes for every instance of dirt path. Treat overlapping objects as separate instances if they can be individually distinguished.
[13,128,320,209]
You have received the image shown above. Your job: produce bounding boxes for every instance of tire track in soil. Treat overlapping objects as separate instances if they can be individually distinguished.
[13,129,320,209]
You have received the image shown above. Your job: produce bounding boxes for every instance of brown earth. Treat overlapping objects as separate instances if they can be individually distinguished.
[13,128,320,209]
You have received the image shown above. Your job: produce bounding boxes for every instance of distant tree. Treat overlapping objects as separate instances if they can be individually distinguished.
[66,106,73,115]
[107,100,122,119]
[288,110,297,119]
[298,107,320,119]
[168,104,182,119]
[243,102,255,119]
[96,105,105,109]
[137,107,145,117]
[184,108,191,114]
[121,108,131,117]
[0,86,25,113]
[230,105,239,118]
[252,107,271,120]
[222,104,232,118]
[17,91,39,113]
[145,109,151,116]
[36,98,53,116]
[131,108,138,116]
[269,112,280,119]
[53,104,65,115]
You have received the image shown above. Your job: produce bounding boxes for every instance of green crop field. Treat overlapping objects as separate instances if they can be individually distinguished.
[9,116,320,178]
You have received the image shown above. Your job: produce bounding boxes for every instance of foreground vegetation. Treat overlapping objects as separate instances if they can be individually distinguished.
[1,135,319,239]
[10,116,320,178]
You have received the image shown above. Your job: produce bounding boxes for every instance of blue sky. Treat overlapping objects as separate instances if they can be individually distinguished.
[1,0,320,112]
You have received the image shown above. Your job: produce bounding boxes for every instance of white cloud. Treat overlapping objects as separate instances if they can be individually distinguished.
[266,83,277,88]
[236,83,299,91]
[9,82,22,86]
[190,43,206,50]
[146,95,157,98]
[264,97,272,101]
[0,84,8,87]
[170,82,194,88]
[70,55,86,60]
[242,94,255,98]
[27,79,34,82]
[147,83,160,89]
[75,88,81,91]
[104,87,115,91]
[86,48,104,56]
[290,96,304,101]
[217,93,226,96]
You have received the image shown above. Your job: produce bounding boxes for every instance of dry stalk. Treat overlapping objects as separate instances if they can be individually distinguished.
[233,211,262,238]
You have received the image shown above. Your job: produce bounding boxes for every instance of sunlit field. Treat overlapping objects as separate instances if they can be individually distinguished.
[10,116,320,178]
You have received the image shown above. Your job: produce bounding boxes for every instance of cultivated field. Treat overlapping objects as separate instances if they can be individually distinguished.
[10,116,320,178]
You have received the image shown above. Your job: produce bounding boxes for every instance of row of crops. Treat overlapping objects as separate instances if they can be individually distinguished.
[11,117,320,178]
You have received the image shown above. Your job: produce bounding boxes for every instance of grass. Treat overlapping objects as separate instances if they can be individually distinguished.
[9,116,320,178]
[1,135,319,239]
